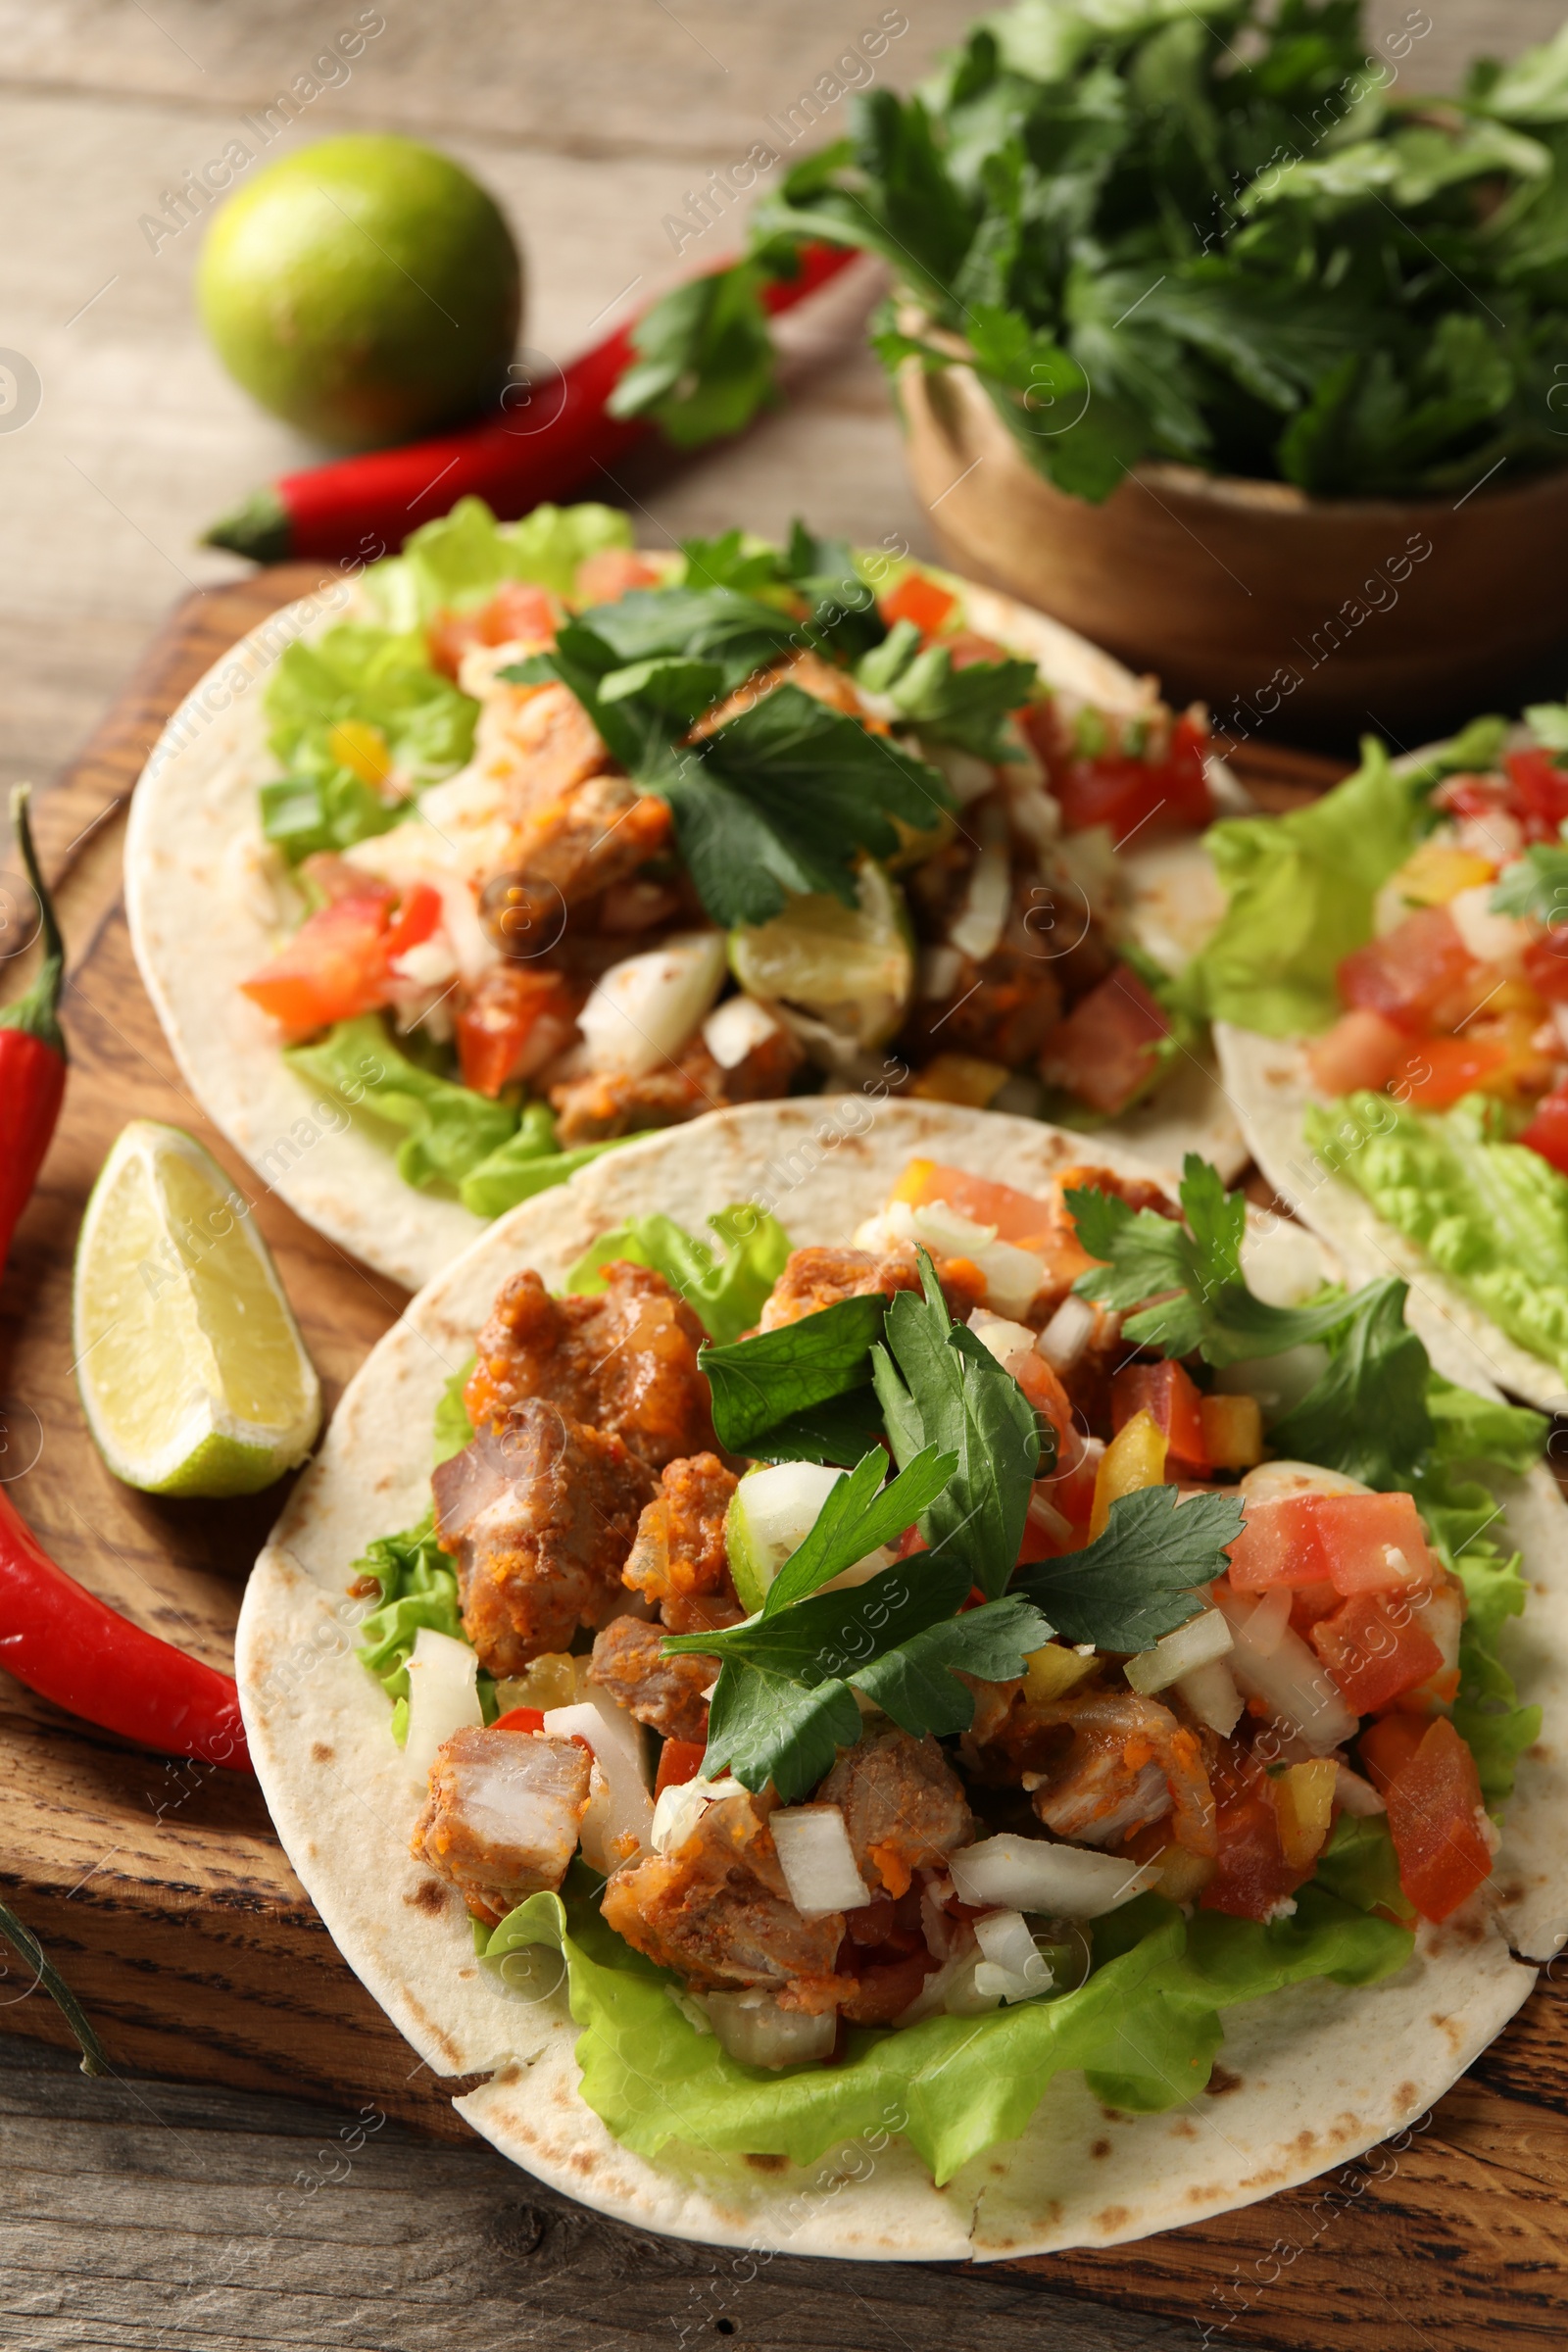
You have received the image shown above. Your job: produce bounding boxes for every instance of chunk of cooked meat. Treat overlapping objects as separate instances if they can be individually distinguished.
[602,1788,847,2003]
[589,1614,715,1743]
[480,772,672,949]
[457,964,581,1098]
[551,1025,801,1146]
[472,678,611,807]
[757,1243,987,1333]
[816,1729,974,1899]
[465,1260,715,1470]
[412,1725,592,1924]
[433,1402,657,1676]
[622,1452,742,1634]
[688,647,871,739]
[965,1685,1216,1857]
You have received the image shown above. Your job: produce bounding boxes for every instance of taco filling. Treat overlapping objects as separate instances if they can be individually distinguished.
[235,499,1213,1222]
[1187,704,1568,1385]
[349,1151,1541,2181]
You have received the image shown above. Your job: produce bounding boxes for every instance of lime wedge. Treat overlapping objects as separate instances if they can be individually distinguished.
[729,861,913,1061]
[73,1122,321,1496]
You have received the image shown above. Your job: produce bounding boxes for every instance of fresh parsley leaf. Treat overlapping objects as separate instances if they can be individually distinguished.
[1068,1153,1356,1367]
[667,684,952,926]
[871,1250,1042,1598]
[701,1661,860,1805]
[680,529,784,595]
[1491,843,1568,926]
[1270,1279,1434,1490]
[779,520,887,664]
[1013,1486,1244,1651]
[606,260,777,448]
[598,655,724,721]
[736,1384,887,1469]
[857,628,1038,761]
[851,1592,1051,1737]
[701,1293,888,1451]
[761,1445,956,1615]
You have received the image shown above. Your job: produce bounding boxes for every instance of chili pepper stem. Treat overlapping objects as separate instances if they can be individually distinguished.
[1,785,67,1058]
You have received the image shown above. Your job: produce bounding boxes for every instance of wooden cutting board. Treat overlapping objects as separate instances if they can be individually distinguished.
[3,569,1566,2350]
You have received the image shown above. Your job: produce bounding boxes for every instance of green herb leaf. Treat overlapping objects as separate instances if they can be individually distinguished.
[1014,1485,1243,1651]
[762,1445,956,1615]
[871,1250,1042,1598]
[859,631,1038,760]
[607,260,778,447]
[700,1292,888,1451]
[1491,842,1568,925]
[566,1205,793,1346]
[851,1591,1051,1736]
[1270,1279,1434,1490]
[701,1660,862,1805]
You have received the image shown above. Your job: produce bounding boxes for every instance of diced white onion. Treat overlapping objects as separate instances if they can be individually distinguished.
[1448,883,1530,974]
[949,827,1012,963]
[884,1199,1046,1318]
[949,1834,1158,1919]
[706,1990,836,2069]
[920,944,964,1000]
[1239,1459,1372,1502]
[920,741,996,805]
[702,993,781,1070]
[1037,1294,1096,1374]
[1125,1607,1234,1695]
[1245,1587,1293,1657]
[1213,1588,1357,1751]
[544,1694,654,1871]
[389,937,459,990]
[650,1773,744,1857]
[770,1804,872,1917]
[968,1308,1038,1362]
[1053,823,1118,919]
[577,931,727,1077]
[403,1628,481,1780]
[1237,1220,1333,1308]
[1334,1762,1387,1817]
[1175,1656,1245,1736]
[973,1909,1054,2003]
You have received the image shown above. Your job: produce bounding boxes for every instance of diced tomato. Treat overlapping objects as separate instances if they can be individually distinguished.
[890,1160,1054,1248]
[426,581,558,677]
[1040,965,1170,1115]
[1226,1490,1435,1596]
[1309,1592,1445,1715]
[1505,745,1568,843]
[1381,1716,1494,1923]
[1306,1008,1408,1097]
[1337,906,1480,1035]
[654,1738,708,1796]
[1011,1347,1076,1459]
[240,892,399,1038]
[492,1705,547,1735]
[575,547,664,606]
[1200,1774,1313,1922]
[1055,710,1212,838]
[1288,1579,1341,1633]
[456,965,579,1098]
[1038,1435,1102,1539]
[1112,1359,1210,1477]
[1522,935,1568,1004]
[1399,1032,1512,1109]
[879,572,956,635]
[383,880,444,962]
[1520,1087,1568,1176]
[1357,1710,1426,1795]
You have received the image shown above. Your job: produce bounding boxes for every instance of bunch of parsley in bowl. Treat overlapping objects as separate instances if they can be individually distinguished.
[613,0,1568,738]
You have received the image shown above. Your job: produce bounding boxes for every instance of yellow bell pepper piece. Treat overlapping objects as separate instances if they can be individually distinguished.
[1395,842,1495,905]
[1090,1407,1168,1540]
[327,717,394,787]
[909,1054,1011,1108]
[1274,1758,1339,1870]
[1200,1392,1263,1471]
[1023,1642,1099,1703]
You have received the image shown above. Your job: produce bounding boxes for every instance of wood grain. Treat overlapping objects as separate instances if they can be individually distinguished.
[1,570,1566,2351]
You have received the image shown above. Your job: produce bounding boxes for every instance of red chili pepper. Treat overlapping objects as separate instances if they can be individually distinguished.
[0,787,67,1287]
[202,243,858,564]
[0,1485,251,1770]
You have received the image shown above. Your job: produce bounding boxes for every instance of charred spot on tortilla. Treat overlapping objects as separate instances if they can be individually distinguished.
[311,1740,334,1763]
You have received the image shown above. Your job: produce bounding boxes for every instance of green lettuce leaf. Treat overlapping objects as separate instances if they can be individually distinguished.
[363,496,635,627]
[285,1015,517,1194]
[566,1205,793,1345]
[490,1882,1409,2184]
[1312,1814,1414,1923]
[433,1358,476,1465]
[1425,1374,1548,1476]
[1302,1091,1568,1383]
[260,623,478,861]
[353,1512,465,1706]
[460,1113,645,1219]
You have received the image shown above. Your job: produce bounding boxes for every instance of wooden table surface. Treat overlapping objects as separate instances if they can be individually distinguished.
[4,4,1568,2347]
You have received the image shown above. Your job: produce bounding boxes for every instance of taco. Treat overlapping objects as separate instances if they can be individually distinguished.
[235,1099,1566,2257]
[1186,706,1568,1412]
[127,500,1245,1292]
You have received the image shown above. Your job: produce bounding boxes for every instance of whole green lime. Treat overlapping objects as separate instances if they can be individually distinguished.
[196,134,522,448]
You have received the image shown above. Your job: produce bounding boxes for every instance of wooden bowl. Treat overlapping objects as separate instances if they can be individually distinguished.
[900,357,1568,743]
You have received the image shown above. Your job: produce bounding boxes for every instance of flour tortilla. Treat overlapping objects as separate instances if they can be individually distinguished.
[235,1099,1567,2259]
[125,567,1244,1294]
[1215,1023,1568,1418]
